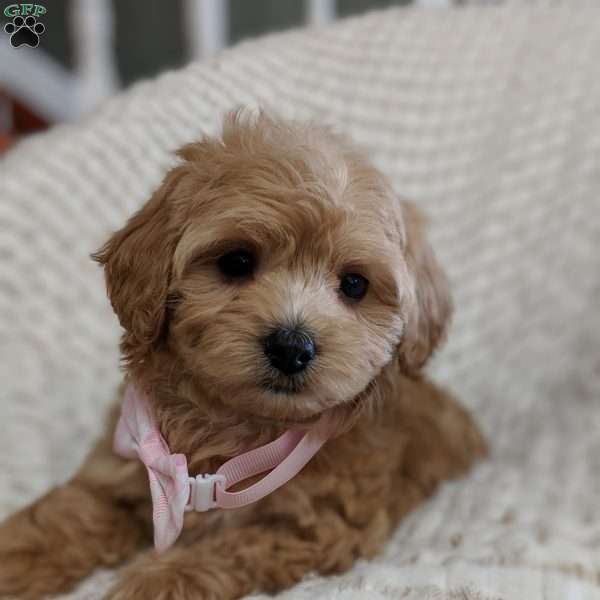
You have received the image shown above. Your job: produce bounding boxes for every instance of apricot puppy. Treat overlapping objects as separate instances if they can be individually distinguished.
[0,111,485,600]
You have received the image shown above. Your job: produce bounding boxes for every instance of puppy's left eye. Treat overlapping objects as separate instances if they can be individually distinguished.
[218,249,255,279]
[339,273,369,301]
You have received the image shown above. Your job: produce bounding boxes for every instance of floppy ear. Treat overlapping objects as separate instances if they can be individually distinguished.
[397,201,452,376]
[92,169,183,367]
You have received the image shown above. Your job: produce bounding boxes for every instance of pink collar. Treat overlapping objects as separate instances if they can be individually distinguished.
[114,384,332,552]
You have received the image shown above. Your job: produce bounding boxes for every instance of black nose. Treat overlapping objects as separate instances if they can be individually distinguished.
[264,328,316,376]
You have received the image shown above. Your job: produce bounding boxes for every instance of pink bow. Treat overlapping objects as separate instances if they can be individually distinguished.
[113,385,190,551]
[114,385,331,552]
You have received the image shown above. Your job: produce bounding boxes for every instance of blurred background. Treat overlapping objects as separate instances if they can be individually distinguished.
[0,0,496,155]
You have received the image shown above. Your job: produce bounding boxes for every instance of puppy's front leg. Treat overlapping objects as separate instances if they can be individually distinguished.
[0,419,151,600]
[106,494,391,600]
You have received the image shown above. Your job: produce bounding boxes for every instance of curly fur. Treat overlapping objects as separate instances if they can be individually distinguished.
[0,110,485,600]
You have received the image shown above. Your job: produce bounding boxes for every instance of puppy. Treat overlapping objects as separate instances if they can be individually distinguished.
[0,110,485,600]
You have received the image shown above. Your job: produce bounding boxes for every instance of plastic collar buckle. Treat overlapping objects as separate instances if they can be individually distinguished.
[185,474,226,512]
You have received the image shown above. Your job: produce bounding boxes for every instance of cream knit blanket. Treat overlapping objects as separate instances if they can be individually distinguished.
[1,4,599,599]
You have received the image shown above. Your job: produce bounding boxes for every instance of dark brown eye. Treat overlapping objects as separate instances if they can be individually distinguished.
[217,249,255,279]
[340,273,369,301]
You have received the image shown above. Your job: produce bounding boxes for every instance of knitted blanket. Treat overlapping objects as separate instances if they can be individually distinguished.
[1,4,599,599]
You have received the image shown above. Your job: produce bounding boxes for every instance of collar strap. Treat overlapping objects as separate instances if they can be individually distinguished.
[188,425,327,511]
[114,384,332,551]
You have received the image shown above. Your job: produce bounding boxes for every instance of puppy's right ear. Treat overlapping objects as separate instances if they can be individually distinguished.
[397,201,452,376]
[92,168,184,366]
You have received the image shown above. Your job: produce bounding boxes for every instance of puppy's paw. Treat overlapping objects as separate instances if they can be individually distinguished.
[106,562,229,600]
[106,568,181,600]
[0,484,145,600]
[0,512,68,600]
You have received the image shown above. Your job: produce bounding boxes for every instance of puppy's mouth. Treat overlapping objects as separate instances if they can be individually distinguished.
[261,376,306,396]
[252,374,377,427]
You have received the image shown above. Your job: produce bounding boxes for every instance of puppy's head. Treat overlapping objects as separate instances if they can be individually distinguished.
[94,111,451,423]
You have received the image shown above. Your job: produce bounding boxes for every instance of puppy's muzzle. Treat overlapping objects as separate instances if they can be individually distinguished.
[264,328,316,376]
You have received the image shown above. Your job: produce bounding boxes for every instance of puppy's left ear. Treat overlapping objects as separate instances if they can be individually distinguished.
[397,201,452,376]
[92,167,184,367]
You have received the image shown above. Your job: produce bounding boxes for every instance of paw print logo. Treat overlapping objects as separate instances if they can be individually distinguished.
[4,15,45,48]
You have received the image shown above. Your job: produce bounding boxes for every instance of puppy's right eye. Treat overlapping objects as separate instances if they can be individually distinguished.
[217,249,255,279]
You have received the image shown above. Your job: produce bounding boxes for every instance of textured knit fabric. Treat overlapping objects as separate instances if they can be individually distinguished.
[1,4,600,599]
